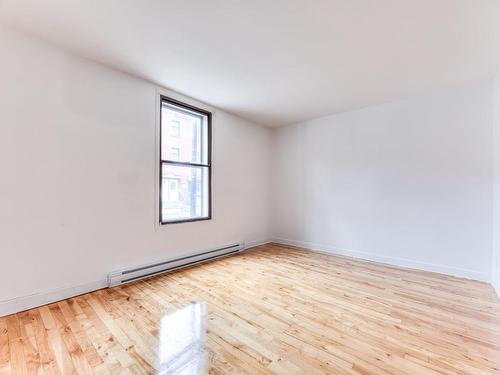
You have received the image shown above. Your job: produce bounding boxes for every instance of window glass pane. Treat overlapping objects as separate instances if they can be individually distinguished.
[170,120,180,137]
[170,147,180,161]
[161,163,209,222]
[161,102,209,164]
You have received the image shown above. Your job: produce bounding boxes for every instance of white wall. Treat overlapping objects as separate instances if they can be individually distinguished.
[271,81,494,281]
[0,28,271,312]
[493,70,500,294]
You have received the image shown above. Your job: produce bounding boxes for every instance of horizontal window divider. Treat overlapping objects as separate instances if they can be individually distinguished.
[161,216,211,225]
[160,96,211,118]
[161,160,210,168]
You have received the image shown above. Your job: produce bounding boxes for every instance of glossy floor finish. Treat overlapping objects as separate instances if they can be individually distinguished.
[1,244,500,374]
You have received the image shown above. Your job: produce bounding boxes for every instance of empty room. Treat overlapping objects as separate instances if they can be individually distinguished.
[1,1,500,374]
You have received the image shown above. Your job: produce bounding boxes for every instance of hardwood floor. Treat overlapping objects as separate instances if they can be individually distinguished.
[1,243,500,374]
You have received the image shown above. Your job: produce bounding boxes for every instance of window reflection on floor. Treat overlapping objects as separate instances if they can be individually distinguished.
[157,302,207,374]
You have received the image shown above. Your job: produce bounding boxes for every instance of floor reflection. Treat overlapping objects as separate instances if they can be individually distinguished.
[157,302,207,375]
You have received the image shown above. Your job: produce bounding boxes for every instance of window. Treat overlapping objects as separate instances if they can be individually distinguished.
[170,120,180,137]
[160,96,211,224]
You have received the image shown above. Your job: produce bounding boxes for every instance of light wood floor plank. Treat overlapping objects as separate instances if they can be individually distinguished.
[17,312,43,375]
[6,315,27,375]
[0,317,11,375]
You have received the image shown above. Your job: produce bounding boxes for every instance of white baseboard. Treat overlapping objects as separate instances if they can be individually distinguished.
[0,279,107,317]
[245,239,271,250]
[3,237,487,317]
[0,239,272,317]
[272,237,490,282]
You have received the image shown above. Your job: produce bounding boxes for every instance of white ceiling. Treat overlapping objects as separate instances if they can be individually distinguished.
[1,0,500,127]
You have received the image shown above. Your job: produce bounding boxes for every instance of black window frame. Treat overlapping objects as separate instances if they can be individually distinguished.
[159,96,212,225]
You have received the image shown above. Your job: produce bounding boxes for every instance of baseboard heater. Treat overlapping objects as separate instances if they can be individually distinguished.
[107,242,245,287]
